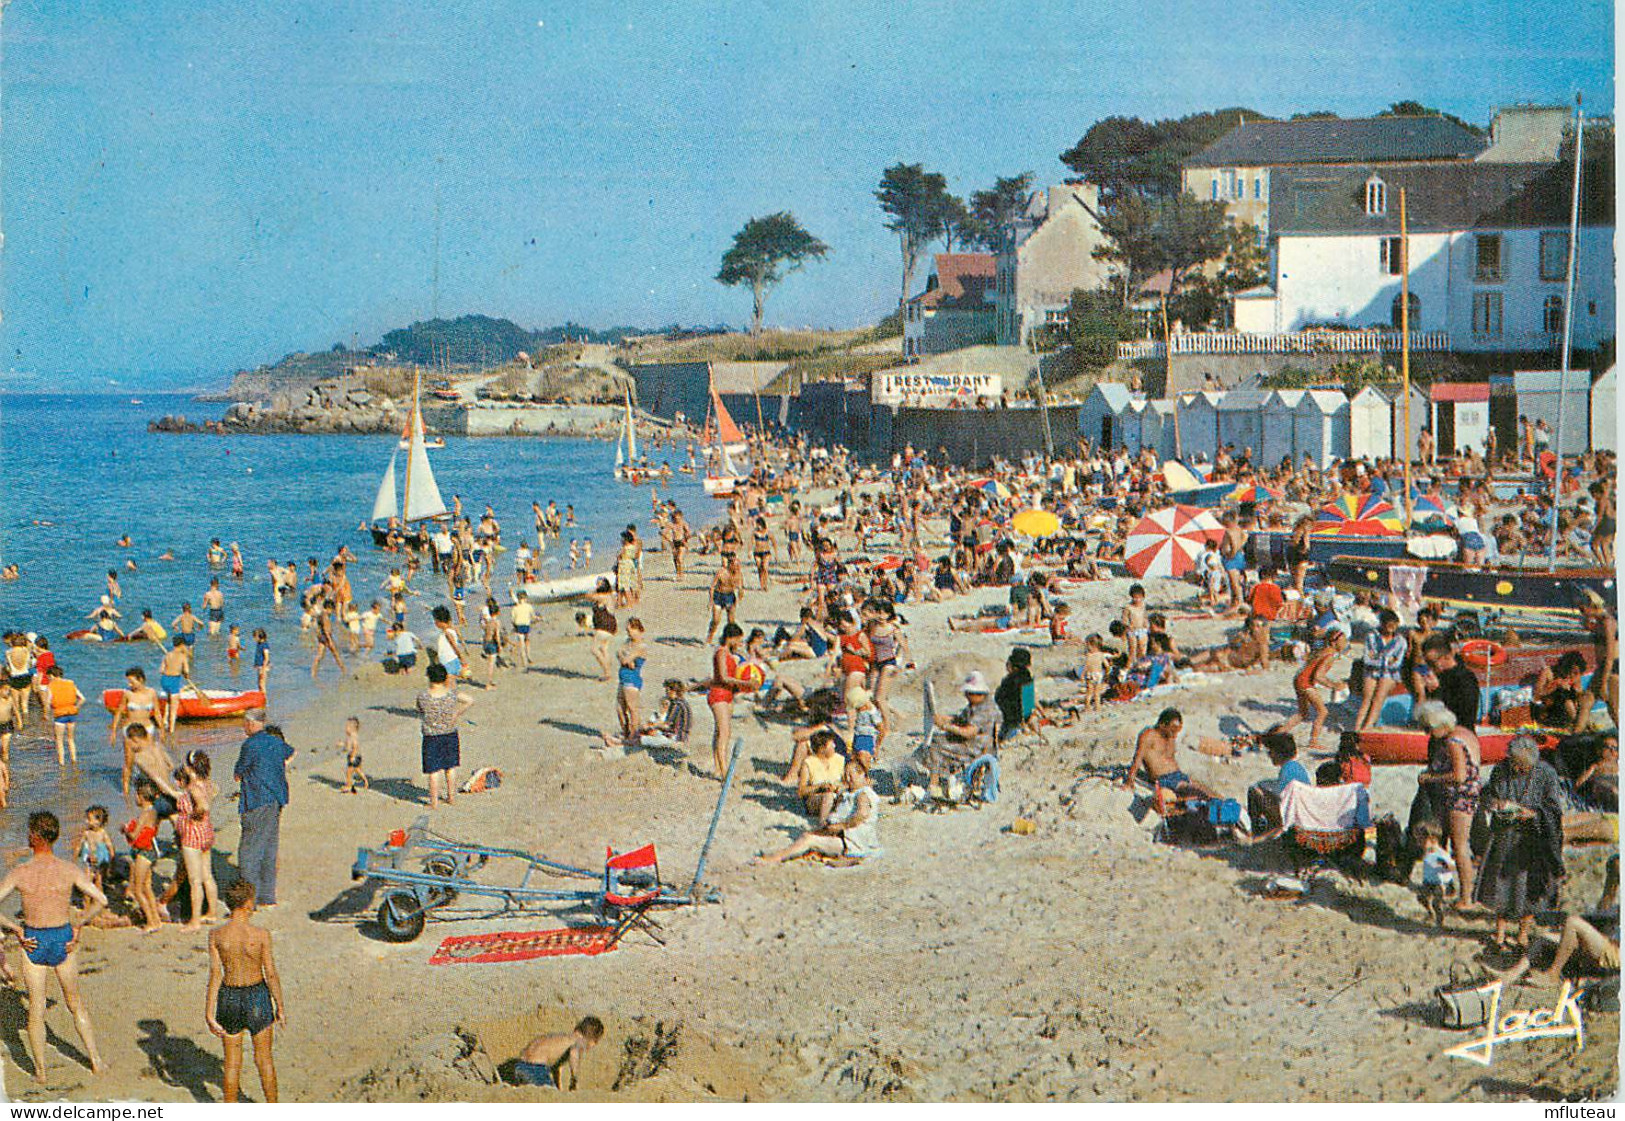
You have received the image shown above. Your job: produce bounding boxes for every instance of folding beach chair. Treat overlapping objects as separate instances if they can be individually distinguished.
[1279,782,1371,880]
[600,844,667,948]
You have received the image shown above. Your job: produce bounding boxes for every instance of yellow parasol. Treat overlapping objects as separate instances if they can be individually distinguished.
[1012,509,1061,538]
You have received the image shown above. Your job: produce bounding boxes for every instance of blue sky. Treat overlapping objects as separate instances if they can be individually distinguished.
[1,0,1613,383]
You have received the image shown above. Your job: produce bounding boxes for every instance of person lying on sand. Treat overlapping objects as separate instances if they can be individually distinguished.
[513,1017,604,1089]
[1183,614,1271,675]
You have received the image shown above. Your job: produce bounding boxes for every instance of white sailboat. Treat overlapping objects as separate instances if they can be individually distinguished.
[371,374,448,544]
[612,391,640,480]
[397,389,446,449]
[702,375,747,497]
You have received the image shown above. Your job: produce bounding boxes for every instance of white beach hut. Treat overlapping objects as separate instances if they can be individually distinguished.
[1592,366,1616,452]
[1428,384,1491,456]
[1216,388,1269,460]
[1080,382,1133,452]
[1348,386,1392,461]
[1293,390,1351,468]
[1260,389,1304,469]
[1175,391,1222,463]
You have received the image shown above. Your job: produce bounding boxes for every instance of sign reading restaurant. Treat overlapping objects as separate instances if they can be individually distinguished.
[875,371,1002,405]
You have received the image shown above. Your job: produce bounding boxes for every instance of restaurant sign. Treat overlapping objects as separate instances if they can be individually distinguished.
[875,371,1002,405]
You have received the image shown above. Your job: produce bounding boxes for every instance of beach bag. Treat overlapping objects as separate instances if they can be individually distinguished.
[1436,964,1496,1030]
[1583,974,1619,1013]
[459,767,503,794]
[1373,814,1414,883]
[1206,798,1241,827]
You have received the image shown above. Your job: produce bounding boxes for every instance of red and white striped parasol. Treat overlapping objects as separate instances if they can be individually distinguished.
[1123,505,1225,579]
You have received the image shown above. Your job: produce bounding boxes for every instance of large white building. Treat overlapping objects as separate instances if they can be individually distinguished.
[1233,160,1613,355]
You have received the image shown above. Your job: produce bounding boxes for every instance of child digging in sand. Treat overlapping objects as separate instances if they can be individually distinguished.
[513,1016,604,1089]
[340,716,368,794]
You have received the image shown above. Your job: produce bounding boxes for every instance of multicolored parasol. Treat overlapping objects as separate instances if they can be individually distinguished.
[1223,482,1285,506]
[1313,493,1404,536]
[1123,505,1226,579]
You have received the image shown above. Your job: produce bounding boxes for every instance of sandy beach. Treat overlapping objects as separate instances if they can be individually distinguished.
[3,505,1615,1104]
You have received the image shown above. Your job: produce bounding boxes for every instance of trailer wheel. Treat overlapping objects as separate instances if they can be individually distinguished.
[377,892,427,942]
[422,858,461,907]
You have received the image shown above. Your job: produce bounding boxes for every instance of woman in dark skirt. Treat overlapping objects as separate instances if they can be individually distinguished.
[416,663,473,809]
[1475,735,1566,952]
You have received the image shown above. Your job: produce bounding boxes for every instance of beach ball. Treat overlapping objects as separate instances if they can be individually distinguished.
[738,663,766,690]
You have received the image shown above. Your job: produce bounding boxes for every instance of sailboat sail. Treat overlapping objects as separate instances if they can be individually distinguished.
[404,409,448,521]
[624,395,638,462]
[712,389,746,447]
[371,453,399,522]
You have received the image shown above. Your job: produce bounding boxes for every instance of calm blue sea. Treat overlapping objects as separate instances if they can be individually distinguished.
[0,391,709,849]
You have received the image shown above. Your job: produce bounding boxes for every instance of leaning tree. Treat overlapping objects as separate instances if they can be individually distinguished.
[715,212,829,336]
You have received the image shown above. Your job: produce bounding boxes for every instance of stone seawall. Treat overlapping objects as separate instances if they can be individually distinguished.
[153,397,627,438]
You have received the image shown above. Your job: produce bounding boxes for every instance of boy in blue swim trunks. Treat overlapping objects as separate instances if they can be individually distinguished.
[0,811,107,1081]
[206,879,286,1102]
[513,1016,603,1090]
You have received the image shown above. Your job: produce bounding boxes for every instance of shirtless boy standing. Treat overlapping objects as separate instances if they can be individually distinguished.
[206,879,286,1102]
[0,812,107,1081]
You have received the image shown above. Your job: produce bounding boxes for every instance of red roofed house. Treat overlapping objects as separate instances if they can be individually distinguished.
[903,253,997,358]
[1429,382,1491,455]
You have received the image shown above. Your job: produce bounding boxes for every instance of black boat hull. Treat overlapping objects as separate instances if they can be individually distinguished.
[1325,557,1615,615]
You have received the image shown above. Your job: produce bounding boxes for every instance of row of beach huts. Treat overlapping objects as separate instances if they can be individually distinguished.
[1078,368,1615,468]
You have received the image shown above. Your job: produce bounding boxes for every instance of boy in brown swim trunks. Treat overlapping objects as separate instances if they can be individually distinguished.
[206,880,286,1102]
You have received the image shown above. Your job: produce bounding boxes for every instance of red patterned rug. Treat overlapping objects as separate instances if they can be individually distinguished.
[429,926,619,965]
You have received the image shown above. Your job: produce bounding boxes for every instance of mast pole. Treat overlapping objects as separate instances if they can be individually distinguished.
[1399,188,1413,529]
[403,371,418,523]
[1548,94,1584,573]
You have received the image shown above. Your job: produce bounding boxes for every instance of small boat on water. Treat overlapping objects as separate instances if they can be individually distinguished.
[701,376,746,497]
[370,373,449,547]
[515,570,615,603]
[102,687,266,722]
[612,390,650,482]
[1324,556,1615,616]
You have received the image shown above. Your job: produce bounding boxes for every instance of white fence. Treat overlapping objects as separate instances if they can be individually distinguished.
[1118,330,1452,360]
